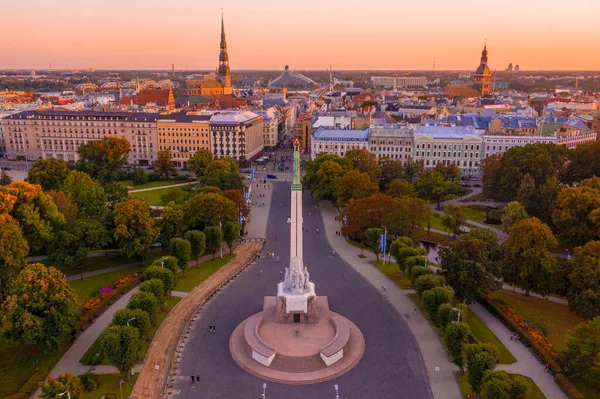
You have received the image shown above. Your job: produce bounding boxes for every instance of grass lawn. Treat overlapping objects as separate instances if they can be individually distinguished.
[423,213,449,232]
[175,254,235,292]
[462,206,488,223]
[131,185,192,206]
[419,230,452,245]
[70,267,145,306]
[489,290,585,351]
[459,192,488,202]
[0,334,70,397]
[80,373,139,399]
[80,296,182,366]
[466,311,516,364]
[456,371,546,399]
[371,260,412,289]
[121,179,194,190]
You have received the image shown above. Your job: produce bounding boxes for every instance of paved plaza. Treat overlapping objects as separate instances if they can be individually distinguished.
[174,182,433,399]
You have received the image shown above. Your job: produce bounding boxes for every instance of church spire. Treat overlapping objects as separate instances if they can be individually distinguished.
[218,9,231,89]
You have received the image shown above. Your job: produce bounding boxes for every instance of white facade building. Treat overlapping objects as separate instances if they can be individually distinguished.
[369,123,414,160]
[371,76,427,88]
[310,128,369,159]
[483,135,555,157]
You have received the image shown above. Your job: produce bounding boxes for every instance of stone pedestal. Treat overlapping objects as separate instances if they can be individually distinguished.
[275,295,319,324]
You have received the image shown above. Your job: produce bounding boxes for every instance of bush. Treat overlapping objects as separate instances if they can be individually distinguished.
[148,172,161,181]
[79,372,98,392]
[396,246,426,270]
[113,308,151,339]
[139,278,166,303]
[410,265,433,285]
[152,256,178,273]
[485,209,503,225]
[127,291,158,323]
[131,167,148,185]
[405,255,428,276]
[143,265,176,293]
[554,374,585,399]
[437,303,469,330]
[422,286,454,321]
[414,274,446,296]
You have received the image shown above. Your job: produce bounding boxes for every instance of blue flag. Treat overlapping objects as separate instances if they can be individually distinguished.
[251,168,255,181]
[380,233,386,253]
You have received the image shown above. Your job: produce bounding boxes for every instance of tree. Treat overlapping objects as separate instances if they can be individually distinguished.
[0,169,12,186]
[0,213,29,300]
[552,185,600,246]
[184,230,206,266]
[564,317,600,388]
[443,322,472,374]
[223,189,250,227]
[438,303,469,331]
[113,308,151,340]
[131,166,149,186]
[61,170,107,218]
[169,237,191,276]
[503,217,558,295]
[422,286,454,322]
[40,372,83,399]
[187,149,214,178]
[200,158,244,192]
[101,325,140,380]
[335,170,379,207]
[152,256,178,273]
[387,179,417,198]
[127,291,158,323]
[389,237,426,272]
[560,140,600,184]
[415,168,458,209]
[501,201,528,231]
[480,154,503,200]
[464,343,499,397]
[441,204,467,237]
[77,136,131,183]
[204,225,223,259]
[222,222,241,254]
[342,194,393,241]
[113,198,158,261]
[379,160,405,190]
[1,263,78,353]
[481,370,529,399]
[154,149,177,179]
[403,157,424,182]
[303,153,352,195]
[161,187,187,205]
[104,182,129,208]
[439,235,501,302]
[568,241,600,318]
[184,193,237,232]
[435,162,461,181]
[47,190,78,225]
[142,266,176,294]
[51,219,109,270]
[158,201,186,246]
[364,227,384,261]
[414,274,446,296]
[139,278,165,311]
[311,160,345,201]
[27,158,70,191]
[516,173,536,211]
[385,196,431,243]
[344,148,380,180]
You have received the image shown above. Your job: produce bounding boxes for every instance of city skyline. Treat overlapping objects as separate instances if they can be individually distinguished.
[2,0,599,71]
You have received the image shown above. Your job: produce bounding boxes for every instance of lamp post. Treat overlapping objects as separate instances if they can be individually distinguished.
[261,382,267,399]
[58,391,70,399]
[119,379,126,399]
[219,220,223,259]
[452,307,461,323]
[334,384,340,399]
[126,317,136,326]
[161,259,164,269]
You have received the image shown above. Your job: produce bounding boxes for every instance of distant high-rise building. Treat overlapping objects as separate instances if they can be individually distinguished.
[515,64,520,72]
[473,45,492,95]
[506,63,513,72]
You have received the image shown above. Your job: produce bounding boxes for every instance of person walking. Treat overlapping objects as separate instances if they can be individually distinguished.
[260,269,263,276]
[276,256,280,263]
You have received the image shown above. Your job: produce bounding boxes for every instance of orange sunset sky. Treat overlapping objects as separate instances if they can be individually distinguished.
[2,0,599,71]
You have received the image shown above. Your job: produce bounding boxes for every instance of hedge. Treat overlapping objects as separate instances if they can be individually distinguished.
[555,374,585,399]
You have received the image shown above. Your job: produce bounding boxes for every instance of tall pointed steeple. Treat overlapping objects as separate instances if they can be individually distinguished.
[218,9,232,91]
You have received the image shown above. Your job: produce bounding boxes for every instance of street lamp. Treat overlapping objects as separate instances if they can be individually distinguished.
[119,379,126,399]
[261,382,267,399]
[452,307,461,323]
[161,260,164,269]
[219,220,223,259]
[334,384,340,399]
[126,317,136,326]
[58,391,70,399]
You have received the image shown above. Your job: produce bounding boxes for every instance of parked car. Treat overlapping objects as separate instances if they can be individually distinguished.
[267,174,278,179]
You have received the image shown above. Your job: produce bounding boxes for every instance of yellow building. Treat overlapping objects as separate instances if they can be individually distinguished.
[156,113,212,168]
[474,45,492,96]
[294,114,312,150]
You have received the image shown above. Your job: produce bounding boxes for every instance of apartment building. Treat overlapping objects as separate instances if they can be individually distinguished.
[157,113,212,167]
[310,127,370,159]
[210,111,264,161]
[369,123,414,160]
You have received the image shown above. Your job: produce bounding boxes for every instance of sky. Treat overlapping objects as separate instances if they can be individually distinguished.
[2,0,599,71]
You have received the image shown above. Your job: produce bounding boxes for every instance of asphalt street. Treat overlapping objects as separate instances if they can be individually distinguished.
[175,181,433,399]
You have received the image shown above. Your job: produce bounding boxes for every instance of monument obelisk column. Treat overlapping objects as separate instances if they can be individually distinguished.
[290,139,303,263]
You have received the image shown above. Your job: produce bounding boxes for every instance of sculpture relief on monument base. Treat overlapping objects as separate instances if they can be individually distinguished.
[275,295,319,324]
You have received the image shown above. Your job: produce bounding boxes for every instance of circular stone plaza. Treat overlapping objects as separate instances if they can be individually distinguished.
[173,145,433,398]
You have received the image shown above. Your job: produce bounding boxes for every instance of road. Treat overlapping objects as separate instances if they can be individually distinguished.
[174,182,433,399]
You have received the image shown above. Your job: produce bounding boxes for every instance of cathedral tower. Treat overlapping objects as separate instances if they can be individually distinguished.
[218,11,232,94]
[474,44,492,96]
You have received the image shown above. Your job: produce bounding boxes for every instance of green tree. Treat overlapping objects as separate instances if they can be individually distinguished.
[184,192,237,231]
[568,241,600,318]
[516,173,536,211]
[0,169,12,186]
[342,193,393,241]
[1,263,78,353]
[142,266,176,295]
[464,343,499,397]
[379,160,405,190]
[113,308,151,339]
[26,158,70,191]
[560,140,600,184]
[303,153,352,196]
[161,187,187,205]
[77,136,131,183]
[564,316,600,388]
[61,170,107,218]
[504,217,558,295]
[438,303,469,331]
[224,189,251,228]
[385,196,431,243]
[312,160,345,201]
[501,201,528,231]
[414,274,446,296]
[127,291,158,323]
[443,322,472,374]
[184,230,206,266]
[159,201,186,247]
[154,149,177,179]
[222,222,241,254]
[200,158,244,191]
[344,148,380,180]
[169,237,191,276]
[204,225,223,259]
[364,227,384,261]
[0,213,29,300]
[435,162,461,181]
[152,256,178,273]
[39,372,83,399]
[387,179,417,198]
[47,190,78,225]
[403,157,424,182]
[335,170,379,207]
[131,166,149,185]
[104,182,129,208]
[101,325,140,380]
[139,278,165,305]
[187,149,214,178]
[441,204,467,237]
[51,219,109,270]
[415,168,459,209]
[481,370,529,399]
[552,184,600,246]
[113,198,158,261]
[422,286,454,321]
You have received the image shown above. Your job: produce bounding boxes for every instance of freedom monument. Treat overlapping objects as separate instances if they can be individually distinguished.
[229,140,365,384]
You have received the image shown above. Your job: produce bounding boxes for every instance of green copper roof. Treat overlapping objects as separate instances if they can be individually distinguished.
[292,140,302,191]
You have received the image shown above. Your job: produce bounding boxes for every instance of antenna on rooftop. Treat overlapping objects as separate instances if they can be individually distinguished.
[432,57,436,72]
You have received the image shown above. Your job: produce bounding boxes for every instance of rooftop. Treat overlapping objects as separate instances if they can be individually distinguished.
[312,127,370,142]
[415,125,482,140]
[210,110,261,125]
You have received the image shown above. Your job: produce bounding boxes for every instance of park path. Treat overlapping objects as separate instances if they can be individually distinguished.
[470,303,567,399]
[320,201,462,399]
[128,182,195,193]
